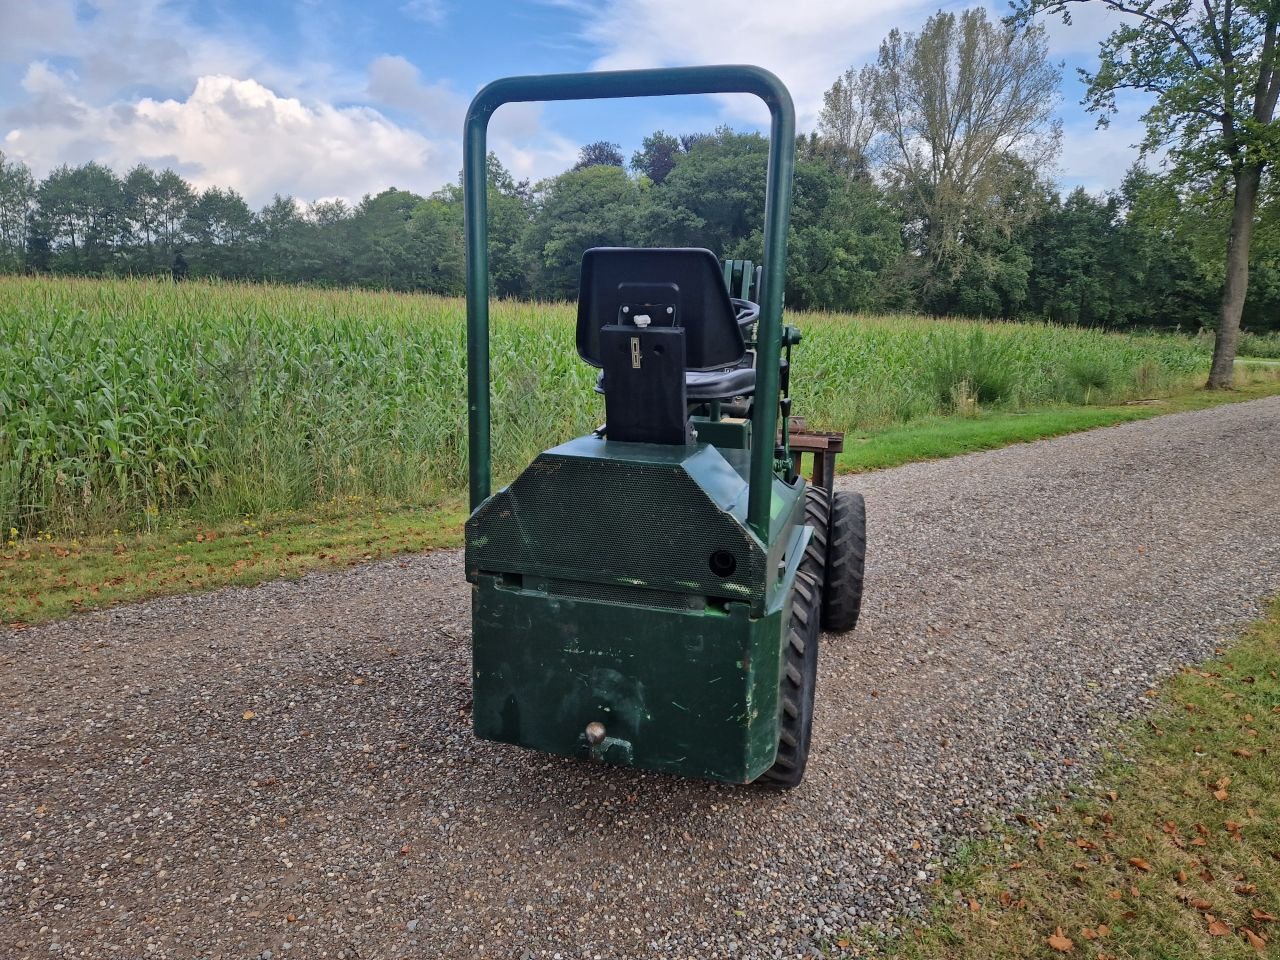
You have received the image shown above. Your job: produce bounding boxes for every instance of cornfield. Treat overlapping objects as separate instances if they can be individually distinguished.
[0,276,1208,534]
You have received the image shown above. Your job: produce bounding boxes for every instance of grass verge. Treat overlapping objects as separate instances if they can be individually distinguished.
[2,495,466,626]
[5,376,1279,628]
[862,596,1280,959]
[838,377,1280,473]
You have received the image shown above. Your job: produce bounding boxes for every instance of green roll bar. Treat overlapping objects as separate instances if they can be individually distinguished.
[463,65,795,542]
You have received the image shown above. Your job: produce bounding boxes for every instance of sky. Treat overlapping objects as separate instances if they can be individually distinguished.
[0,0,1153,209]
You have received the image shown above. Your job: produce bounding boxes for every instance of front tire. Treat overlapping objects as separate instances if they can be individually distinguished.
[760,570,822,788]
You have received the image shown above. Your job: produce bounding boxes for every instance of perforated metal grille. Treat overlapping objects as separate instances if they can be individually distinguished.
[468,450,764,597]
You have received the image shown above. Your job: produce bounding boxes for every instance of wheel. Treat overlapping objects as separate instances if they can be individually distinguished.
[799,483,829,588]
[821,491,866,633]
[759,570,822,788]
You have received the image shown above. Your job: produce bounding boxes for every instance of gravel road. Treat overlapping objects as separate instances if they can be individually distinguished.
[3,397,1279,960]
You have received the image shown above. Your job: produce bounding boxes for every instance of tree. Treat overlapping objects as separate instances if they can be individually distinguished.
[184,187,255,278]
[631,131,682,184]
[0,152,35,272]
[817,67,877,178]
[522,165,646,298]
[34,162,125,274]
[256,194,307,283]
[862,9,1061,283]
[644,128,769,256]
[572,141,625,170]
[1014,0,1280,388]
[153,170,195,256]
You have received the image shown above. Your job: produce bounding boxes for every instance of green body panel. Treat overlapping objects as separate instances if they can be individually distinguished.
[466,436,799,617]
[470,574,788,782]
[466,437,808,781]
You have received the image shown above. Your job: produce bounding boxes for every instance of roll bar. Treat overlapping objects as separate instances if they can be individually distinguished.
[463,65,795,541]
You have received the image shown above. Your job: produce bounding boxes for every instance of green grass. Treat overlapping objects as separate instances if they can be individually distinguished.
[1,276,1212,537]
[1238,331,1280,359]
[838,376,1280,472]
[2,495,466,625]
[862,596,1280,959]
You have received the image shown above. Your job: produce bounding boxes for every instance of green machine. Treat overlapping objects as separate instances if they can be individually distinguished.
[462,66,866,787]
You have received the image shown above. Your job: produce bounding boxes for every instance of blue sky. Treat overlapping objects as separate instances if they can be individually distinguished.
[0,0,1151,208]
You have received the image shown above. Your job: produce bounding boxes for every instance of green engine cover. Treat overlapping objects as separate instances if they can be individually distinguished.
[465,436,805,782]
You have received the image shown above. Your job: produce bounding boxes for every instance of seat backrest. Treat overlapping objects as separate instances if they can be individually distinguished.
[577,247,745,372]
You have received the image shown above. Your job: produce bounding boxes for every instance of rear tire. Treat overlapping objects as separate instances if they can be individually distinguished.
[821,491,866,633]
[760,570,821,789]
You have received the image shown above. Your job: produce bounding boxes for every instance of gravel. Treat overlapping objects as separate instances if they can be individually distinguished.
[3,396,1278,959]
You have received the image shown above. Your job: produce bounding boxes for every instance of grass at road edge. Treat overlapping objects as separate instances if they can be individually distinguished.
[2,496,467,626]
[5,377,1279,627]
[837,376,1280,473]
[857,595,1280,960]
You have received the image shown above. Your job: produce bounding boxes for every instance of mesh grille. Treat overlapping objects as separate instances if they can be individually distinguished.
[468,449,763,597]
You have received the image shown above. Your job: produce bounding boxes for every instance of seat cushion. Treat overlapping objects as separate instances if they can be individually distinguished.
[685,366,756,400]
[594,365,756,401]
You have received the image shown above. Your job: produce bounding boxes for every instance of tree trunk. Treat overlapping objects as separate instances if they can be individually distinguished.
[1208,163,1263,388]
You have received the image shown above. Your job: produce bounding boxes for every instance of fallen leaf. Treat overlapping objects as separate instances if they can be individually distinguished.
[1251,908,1278,922]
[1129,857,1152,872]
[242,710,256,720]
[969,899,980,912]
[1237,884,1258,895]
[1081,927,1098,940]
[1047,927,1074,953]
[1214,789,1230,802]
[1190,898,1214,911]
[1106,889,1124,900]
[1233,748,1254,758]
[1096,924,1110,937]
[1176,870,1188,883]
[1208,917,1232,936]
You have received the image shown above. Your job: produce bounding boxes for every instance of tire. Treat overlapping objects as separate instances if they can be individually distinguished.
[759,570,822,789]
[821,491,866,633]
[799,483,829,588]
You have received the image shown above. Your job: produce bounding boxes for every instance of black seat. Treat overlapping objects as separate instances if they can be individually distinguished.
[577,247,757,401]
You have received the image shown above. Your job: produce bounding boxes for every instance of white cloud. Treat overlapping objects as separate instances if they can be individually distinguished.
[367,55,465,136]
[0,1,80,60]
[0,2,577,204]
[363,56,579,185]
[3,75,450,206]
[568,0,944,129]
[563,0,1148,190]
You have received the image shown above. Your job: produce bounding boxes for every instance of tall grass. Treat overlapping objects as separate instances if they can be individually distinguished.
[1,276,1208,534]
[1238,331,1280,359]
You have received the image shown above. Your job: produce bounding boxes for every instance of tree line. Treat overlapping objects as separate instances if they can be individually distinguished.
[0,6,1276,337]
